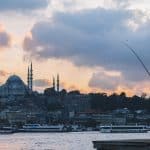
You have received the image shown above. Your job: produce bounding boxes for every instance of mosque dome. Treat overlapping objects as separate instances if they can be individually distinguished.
[0,75,28,97]
[6,75,24,84]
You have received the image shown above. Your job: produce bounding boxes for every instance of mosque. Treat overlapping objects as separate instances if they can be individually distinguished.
[0,62,60,98]
[0,63,33,97]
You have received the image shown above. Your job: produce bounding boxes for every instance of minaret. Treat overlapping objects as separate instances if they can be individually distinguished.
[30,62,33,91]
[57,74,59,92]
[27,66,30,89]
[53,76,55,90]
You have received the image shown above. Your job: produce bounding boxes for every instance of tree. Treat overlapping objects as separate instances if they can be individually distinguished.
[68,90,80,95]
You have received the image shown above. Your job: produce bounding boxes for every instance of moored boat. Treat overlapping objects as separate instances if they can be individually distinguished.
[19,124,65,132]
[0,126,16,134]
[100,125,148,133]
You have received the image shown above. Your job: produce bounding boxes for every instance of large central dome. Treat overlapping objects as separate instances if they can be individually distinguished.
[6,75,24,84]
[0,75,28,97]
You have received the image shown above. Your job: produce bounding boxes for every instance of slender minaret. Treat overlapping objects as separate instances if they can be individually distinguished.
[57,74,59,92]
[53,76,55,90]
[30,62,33,91]
[27,66,30,89]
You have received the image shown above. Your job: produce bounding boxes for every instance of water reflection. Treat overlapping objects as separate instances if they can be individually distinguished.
[0,132,150,150]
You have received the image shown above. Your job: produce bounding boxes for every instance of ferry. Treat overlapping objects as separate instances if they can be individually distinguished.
[0,126,16,134]
[100,125,148,133]
[19,124,65,132]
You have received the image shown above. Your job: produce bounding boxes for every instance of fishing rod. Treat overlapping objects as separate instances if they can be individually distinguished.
[123,42,150,77]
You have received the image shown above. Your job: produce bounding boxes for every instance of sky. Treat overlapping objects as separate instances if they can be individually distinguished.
[0,0,150,96]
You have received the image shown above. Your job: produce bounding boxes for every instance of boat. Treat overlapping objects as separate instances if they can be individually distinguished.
[145,126,150,131]
[0,126,16,134]
[100,125,148,133]
[19,124,65,132]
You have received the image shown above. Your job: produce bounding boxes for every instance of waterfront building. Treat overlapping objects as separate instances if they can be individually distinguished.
[112,117,126,125]
[63,94,91,119]
[92,114,113,125]
[5,111,27,125]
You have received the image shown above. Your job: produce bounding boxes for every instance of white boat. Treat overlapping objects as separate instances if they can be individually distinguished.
[20,124,65,132]
[0,127,16,134]
[100,125,148,133]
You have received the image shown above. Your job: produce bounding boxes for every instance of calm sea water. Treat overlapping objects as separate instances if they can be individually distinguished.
[0,132,150,150]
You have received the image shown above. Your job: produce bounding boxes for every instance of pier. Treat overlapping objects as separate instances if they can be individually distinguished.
[93,139,150,150]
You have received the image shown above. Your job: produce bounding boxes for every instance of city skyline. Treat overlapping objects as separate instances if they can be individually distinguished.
[0,0,150,96]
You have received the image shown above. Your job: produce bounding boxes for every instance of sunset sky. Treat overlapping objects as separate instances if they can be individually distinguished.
[0,0,150,96]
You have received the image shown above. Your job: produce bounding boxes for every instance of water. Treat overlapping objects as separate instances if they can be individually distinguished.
[0,132,150,150]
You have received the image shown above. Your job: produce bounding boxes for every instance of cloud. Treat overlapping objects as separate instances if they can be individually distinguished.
[113,0,130,7]
[23,7,150,85]
[88,70,122,91]
[0,25,11,50]
[0,32,11,49]
[34,79,51,87]
[49,0,130,12]
[0,0,49,11]
[0,70,9,76]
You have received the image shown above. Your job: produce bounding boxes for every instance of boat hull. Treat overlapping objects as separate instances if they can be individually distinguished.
[19,128,65,132]
[100,126,148,133]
